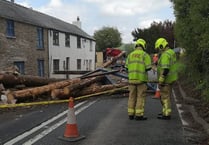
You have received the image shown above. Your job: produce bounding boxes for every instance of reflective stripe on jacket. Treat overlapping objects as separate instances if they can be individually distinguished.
[126,48,151,83]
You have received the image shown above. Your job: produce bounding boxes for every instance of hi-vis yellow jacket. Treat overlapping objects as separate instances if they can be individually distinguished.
[126,48,151,84]
[157,48,178,83]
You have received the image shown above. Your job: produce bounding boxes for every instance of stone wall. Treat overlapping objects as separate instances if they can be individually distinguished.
[0,17,49,77]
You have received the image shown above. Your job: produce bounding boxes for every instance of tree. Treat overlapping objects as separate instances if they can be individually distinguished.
[172,0,209,99]
[119,43,135,55]
[93,27,122,52]
[131,20,175,54]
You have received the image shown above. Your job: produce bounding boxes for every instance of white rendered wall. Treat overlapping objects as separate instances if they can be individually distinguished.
[48,30,95,79]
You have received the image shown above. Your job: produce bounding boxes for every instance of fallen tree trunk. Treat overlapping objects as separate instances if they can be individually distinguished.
[51,76,104,99]
[0,73,61,87]
[63,76,104,95]
[102,51,126,68]
[54,82,128,99]
[74,83,128,97]
[6,78,81,104]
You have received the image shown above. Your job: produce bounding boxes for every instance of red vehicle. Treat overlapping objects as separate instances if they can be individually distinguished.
[106,48,122,57]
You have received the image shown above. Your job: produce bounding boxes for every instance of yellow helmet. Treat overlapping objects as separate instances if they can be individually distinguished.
[155,38,168,50]
[135,38,146,49]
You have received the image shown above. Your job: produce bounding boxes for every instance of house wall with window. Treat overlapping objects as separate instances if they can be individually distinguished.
[0,17,49,77]
[48,30,96,79]
[0,1,95,79]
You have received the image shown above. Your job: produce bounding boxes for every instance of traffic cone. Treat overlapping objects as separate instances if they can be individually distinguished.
[59,97,85,142]
[153,84,161,99]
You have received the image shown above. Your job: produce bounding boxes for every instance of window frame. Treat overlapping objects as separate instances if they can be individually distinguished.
[53,31,59,46]
[6,19,15,37]
[37,59,45,77]
[14,61,24,74]
[37,27,44,49]
[77,59,81,70]
[65,33,70,47]
[77,36,81,48]
[53,59,60,72]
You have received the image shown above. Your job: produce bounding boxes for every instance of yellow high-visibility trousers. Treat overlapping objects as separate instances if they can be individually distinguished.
[128,83,147,117]
[160,84,172,116]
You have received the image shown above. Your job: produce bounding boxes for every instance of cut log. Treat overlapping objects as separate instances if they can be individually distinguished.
[51,89,66,99]
[56,82,128,99]
[0,73,61,87]
[50,76,104,99]
[74,83,128,97]
[6,78,81,104]
[102,51,126,68]
[63,76,104,95]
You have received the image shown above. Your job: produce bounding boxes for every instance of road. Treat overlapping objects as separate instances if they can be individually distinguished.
[0,71,200,145]
[0,94,192,145]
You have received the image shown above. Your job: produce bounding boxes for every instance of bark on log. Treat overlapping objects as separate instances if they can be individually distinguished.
[57,82,128,99]
[63,76,104,95]
[74,83,128,97]
[51,76,104,99]
[0,73,61,87]
[102,51,126,68]
[6,78,81,103]
[51,89,66,99]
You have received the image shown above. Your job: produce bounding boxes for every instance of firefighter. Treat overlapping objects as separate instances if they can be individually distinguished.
[155,38,178,120]
[126,38,152,120]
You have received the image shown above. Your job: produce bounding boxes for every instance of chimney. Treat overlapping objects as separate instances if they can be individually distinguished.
[11,0,15,3]
[72,16,81,29]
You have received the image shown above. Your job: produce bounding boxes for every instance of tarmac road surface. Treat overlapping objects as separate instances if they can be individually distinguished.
[0,93,192,145]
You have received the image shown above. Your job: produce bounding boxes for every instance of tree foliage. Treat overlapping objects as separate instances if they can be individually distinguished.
[131,20,175,54]
[119,43,135,55]
[171,0,209,99]
[93,27,122,52]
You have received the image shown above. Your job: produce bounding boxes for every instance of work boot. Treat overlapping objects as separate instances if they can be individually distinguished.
[129,115,134,120]
[135,116,147,121]
[157,115,171,120]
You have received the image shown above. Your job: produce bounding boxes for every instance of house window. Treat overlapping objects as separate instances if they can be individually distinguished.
[14,61,24,74]
[6,19,15,37]
[53,31,59,45]
[86,60,88,70]
[65,33,70,47]
[82,39,86,48]
[77,36,81,48]
[89,59,92,71]
[90,41,93,52]
[37,27,44,49]
[77,59,81,70]
[37,59,44,77]
[53,59,59,72]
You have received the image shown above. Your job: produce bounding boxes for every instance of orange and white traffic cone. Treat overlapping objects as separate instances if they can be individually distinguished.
[59,97,85,142]
[152,84,161,99]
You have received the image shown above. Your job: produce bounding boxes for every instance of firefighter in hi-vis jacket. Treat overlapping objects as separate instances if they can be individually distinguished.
[155,37,178,120]
[126,38,151,121]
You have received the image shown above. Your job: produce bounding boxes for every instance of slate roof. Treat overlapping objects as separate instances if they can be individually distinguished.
[0,0,94,40]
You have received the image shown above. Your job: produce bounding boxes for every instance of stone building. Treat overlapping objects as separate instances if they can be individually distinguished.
[0,0,95,78]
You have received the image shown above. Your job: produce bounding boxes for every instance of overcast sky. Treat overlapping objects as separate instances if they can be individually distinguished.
[14,0,175,43]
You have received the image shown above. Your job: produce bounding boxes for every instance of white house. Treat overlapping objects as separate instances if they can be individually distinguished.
[49,18,96,79]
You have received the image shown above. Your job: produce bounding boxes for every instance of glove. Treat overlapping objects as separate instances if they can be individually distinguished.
[158,75,165,84]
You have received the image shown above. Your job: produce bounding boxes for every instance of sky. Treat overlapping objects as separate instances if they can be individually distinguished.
[14,0,175,43]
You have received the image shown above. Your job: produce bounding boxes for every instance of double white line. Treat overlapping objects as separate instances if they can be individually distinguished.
[4,100,97,145]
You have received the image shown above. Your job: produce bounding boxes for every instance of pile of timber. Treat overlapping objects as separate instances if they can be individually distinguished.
[0,72,128,104]
[0,52,129,104]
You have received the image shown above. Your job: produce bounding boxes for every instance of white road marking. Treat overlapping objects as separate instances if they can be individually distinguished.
[172,89,189,126]
[22,100,96,145]
[4,100,92,145]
